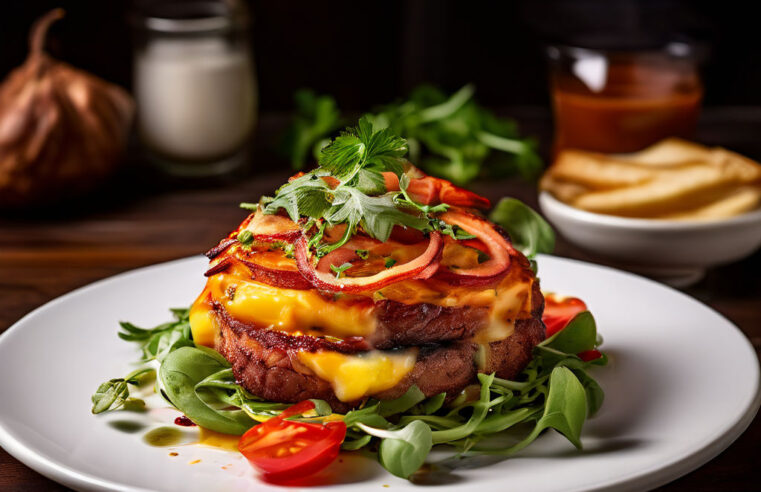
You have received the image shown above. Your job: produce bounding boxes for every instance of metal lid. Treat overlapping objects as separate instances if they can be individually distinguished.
[131,0,250,33]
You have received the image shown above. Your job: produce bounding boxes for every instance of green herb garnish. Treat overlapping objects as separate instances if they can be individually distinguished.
[384,257,397,268]
[91,367,154,414]
[117,308,193,362]
[355,249,369,260]
[236,229,254,246]
[261,117,447,257]
[330,262,353,279]
[282,85,542,184]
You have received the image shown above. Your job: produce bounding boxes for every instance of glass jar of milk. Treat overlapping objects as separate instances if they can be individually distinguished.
[132,0,257,177]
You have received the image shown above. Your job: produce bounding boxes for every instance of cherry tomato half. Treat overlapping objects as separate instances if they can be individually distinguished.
[238,401,347,482]
[578,349,603,362]
[542,293,588,338]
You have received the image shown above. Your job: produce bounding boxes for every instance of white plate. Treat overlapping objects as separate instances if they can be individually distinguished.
[0,255,758,492]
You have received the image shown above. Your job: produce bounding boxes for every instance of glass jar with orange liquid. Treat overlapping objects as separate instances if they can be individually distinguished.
[547,42,703,154]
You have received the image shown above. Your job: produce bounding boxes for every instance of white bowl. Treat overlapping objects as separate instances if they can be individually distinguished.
[538,191,761,287]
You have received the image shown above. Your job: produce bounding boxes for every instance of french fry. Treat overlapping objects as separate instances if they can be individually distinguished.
[570,165,739,217]
[541,138,761,220]
[548,151,658,189]
[539,174,590,203]
[709,149,761,183]
[657,186,761,220]
[625,138,710,166]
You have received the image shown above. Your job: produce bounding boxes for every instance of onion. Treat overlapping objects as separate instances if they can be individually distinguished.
[295,232,443,293]
[434,211,514,286]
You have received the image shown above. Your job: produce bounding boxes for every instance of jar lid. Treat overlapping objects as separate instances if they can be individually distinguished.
[131,0,250,33]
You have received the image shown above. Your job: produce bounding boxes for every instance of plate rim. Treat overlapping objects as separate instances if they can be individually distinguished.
[0,254,758,492]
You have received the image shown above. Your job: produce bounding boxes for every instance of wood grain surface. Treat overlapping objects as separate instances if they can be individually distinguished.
[0,110,759,491]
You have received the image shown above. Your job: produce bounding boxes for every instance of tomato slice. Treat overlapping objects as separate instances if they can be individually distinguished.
[238,401,346,482]
[542,294,588,338]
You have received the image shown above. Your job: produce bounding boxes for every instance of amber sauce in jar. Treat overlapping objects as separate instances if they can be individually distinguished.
[551,53,702,154]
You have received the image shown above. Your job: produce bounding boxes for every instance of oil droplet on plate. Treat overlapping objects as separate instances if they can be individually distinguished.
[144,427,184,447]
[197,426,240,451]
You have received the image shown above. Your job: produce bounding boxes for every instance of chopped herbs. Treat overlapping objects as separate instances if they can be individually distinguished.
[384,257,397,268]
[330,262,353,278]
[260,117,440,257]
[355,249,369,260]
[236,230,254,246]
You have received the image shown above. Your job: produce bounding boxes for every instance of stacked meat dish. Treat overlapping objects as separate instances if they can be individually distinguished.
[190,172,545,412]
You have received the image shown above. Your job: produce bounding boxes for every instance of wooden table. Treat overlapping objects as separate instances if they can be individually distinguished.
[1,110,759,491]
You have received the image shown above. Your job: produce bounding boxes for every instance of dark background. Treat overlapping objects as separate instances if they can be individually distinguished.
[3,0,761,116]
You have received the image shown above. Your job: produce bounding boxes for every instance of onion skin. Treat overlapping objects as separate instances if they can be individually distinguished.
[434,210,514,286]
[0,9,133,208]
[295,232,443,293]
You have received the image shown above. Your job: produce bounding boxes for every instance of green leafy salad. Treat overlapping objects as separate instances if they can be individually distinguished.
[281,85,542,185]
[91,120,605,481]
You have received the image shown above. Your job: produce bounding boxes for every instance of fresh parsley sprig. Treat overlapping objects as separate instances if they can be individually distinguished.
[261,118,445,257]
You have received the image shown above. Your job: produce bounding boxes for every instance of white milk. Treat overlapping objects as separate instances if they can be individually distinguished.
[135,38,257,161]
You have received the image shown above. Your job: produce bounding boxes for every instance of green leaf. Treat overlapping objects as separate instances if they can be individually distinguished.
[430,373,495,443]
[330,262,353,279]
[422,393,446,415]
[542,311,597,355]
[378,385,426,417]
[358,420,433,479]
[280,89,343,170]
[159,346,254,435]
[91,368,153,414]
[117,308,193,362]
[489,198,555,258]
[535,366,587,448]
[573,369,605,417]
[343,404,390,428]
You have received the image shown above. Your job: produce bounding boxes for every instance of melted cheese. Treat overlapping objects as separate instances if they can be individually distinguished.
[189,294,217,347]
[298,350,417,401]
[476,282,531,343]
[201,273,377,339]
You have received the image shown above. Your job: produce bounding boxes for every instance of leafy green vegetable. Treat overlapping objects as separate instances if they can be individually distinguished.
[97,303,606,480]
[159,346,255,435]
[280,89,343,169]
[117,308,193,362]
[498,366,588,455]
[541,311,597,354]
[262,117,448,256]
[358,420,433,479]
[91,367,154,414]
[282,85,543,185]
[489,197,555,258]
